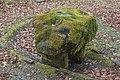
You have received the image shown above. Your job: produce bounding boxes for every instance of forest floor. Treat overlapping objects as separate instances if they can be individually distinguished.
[0,0,120,80]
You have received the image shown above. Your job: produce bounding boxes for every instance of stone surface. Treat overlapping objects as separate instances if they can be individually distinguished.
[24,58,34,64]
[36,0,46,2]
[33,8,98,68]
[111,59,120,66]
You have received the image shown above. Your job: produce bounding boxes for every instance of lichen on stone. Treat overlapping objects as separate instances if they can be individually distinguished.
[33,8,98,68]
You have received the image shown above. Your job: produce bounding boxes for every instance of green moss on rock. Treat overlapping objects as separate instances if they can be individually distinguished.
[9,49,90,79]
[85,46,114,67]
[33,8,98,68]
[36,63,91,80]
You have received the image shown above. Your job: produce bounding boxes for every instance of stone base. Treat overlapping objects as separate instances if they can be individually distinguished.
[42,53,68,68]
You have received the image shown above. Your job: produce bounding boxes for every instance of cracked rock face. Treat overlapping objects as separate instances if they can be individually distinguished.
[33,8,98,68]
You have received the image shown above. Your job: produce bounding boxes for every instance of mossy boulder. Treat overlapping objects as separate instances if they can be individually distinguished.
[33,8,98,68]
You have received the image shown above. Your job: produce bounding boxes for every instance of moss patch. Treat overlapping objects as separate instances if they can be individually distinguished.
[0,19,32,46]
[85,46,114,67]
[35,62,91,79]
[9,50,30,62]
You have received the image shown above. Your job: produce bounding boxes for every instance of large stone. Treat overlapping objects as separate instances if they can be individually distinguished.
[33,8,98,68]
